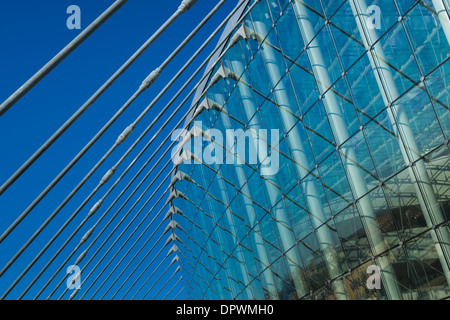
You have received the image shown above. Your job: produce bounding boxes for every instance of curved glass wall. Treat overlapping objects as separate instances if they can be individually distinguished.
[168,0,450,300]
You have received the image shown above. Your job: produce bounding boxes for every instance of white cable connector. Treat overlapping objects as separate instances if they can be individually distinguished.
[139,67,162,91]
[100,168,116,185]
[75,249,88,265]
[178,0,198,13]
[80,227,95,245]
[116,124,134,145]
[88,199,103,218]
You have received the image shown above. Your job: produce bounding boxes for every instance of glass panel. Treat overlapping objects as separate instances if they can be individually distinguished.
[312,26,344,90]
[345,53,386,119]
[396,84,444,156]
[324,76,360,138]
[340,130,379,187]
[425,144,450,222]
[292,0,326,35]
[342,260,387,300]
[401,2,450,75]
[363,109,405,180]
[382,167,429,242]
[301,168,333,222]
[285,186,315,240]
[400,231,450,300]
[376,22,421,95]
[334,205,372,268]
[319,151,353,215]
[329,1,366,72]
[298,231,329,293]
[275,138,300,195]
[363,185,402,251]
[287,59,319,116]
[303,101,336,164]
[274,1,305,62]
[425,62,450,138]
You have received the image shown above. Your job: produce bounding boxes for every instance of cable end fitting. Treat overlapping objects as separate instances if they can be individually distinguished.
[170,255,181,266]
[164,206,183,221]
[168,189,188,203]
[164,220,183,236]
[170,170,193,187]
[167,244,179,257]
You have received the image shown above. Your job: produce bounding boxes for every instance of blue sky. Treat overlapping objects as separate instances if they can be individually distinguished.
[0,0,240,300]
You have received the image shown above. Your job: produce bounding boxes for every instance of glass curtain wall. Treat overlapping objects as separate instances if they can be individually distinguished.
[169,0,450,300]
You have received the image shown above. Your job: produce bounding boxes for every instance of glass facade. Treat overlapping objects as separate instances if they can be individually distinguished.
[168,0,450,300]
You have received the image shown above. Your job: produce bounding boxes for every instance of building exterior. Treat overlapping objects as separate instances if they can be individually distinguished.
[167,0,450,300]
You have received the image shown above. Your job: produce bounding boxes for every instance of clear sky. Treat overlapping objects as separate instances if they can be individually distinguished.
[0,0,240,300]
